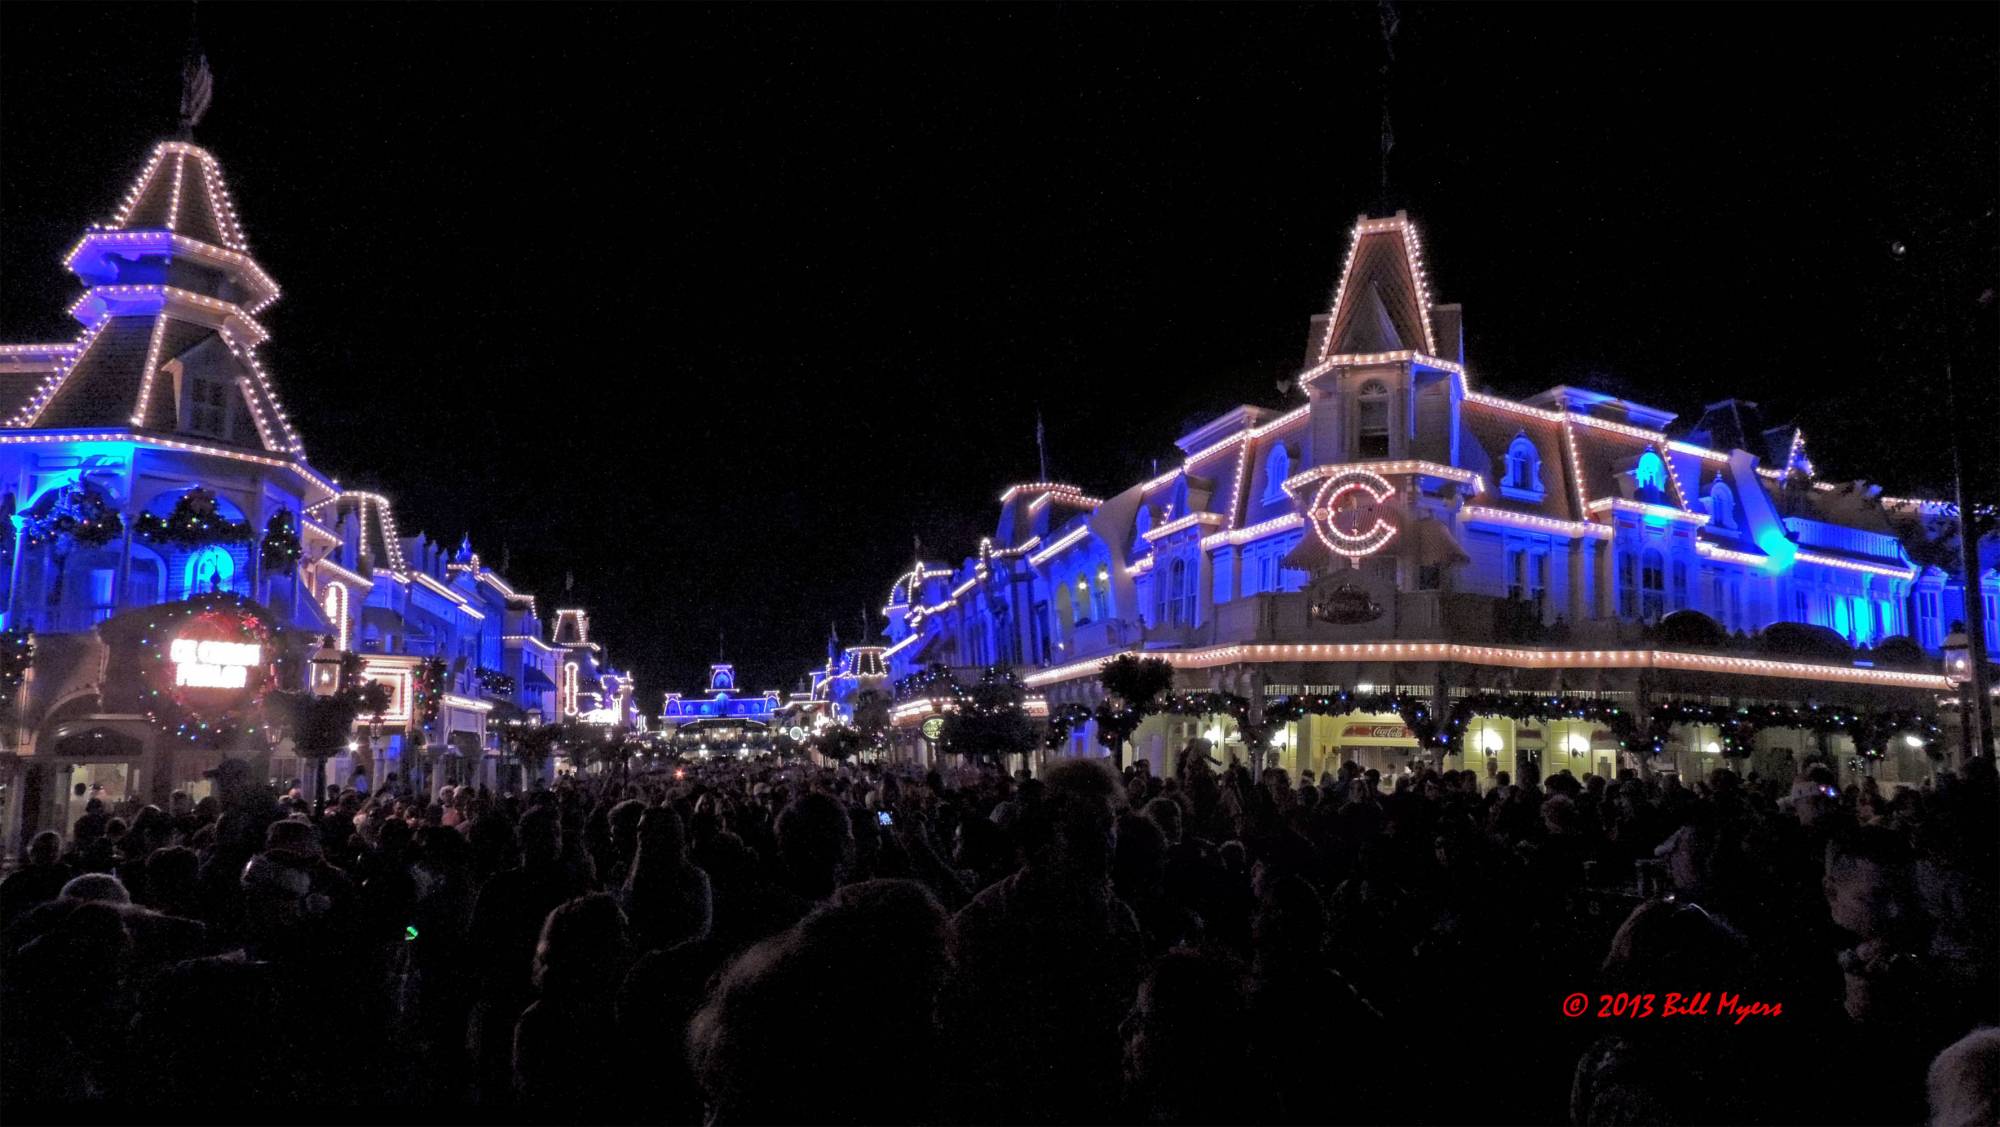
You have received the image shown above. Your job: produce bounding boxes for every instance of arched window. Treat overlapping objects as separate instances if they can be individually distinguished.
[1262,444,1292,504]
[1168,558,1191,626]
[184,545,236,596]
[1671,559,1688,610]
[1092,564,1112,620]
[1073,575,1092,625]
[1708,480,1737,530]
[1634,451,1668,502]
[1357,380,1391,459]
[1501,432,1545,501]
[1132,505,1154,553]
[1640,548,1666,621]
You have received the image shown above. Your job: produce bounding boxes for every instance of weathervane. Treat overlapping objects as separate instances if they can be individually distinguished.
[179,2,213,139]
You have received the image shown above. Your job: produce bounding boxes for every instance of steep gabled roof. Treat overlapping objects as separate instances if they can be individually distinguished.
[1315,213,1437,361]
[106,141,249,252]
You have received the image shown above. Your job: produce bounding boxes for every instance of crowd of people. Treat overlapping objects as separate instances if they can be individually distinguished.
[0,742,1995,1125]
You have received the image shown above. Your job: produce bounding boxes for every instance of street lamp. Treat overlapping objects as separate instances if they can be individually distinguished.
[310,635,343,697]
[1944,626,1974,766]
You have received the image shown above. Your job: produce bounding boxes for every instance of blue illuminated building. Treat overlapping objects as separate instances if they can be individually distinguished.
[0,138,645,852]
[660,663,783,745]
[864,213,1997,783]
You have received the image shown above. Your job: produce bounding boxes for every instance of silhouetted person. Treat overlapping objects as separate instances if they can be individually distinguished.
[621,804,712,954]
[690,880,950,1124]
[0,831,71,927]
[513,893,635,1120]
[942,759,1142,1123]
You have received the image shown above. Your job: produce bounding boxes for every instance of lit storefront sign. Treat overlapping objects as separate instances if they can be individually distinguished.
[171,638,262,688]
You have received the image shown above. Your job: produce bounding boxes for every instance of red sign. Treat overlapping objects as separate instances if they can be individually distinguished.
[1342,723,1412,740]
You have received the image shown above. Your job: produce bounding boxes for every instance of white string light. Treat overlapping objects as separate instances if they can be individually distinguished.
[1023,641,1951,692]
[127,316,172,428]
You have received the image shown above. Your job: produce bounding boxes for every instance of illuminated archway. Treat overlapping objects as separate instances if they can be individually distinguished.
[322,580,350,651]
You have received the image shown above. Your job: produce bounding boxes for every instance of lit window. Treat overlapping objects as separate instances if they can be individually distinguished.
[184,545,236,596]
[1640,549,1665,622]
[1708,480,1737,530]
[1357,380,1390,459]
[1501,433,1545,501]
[1634,452,1668,503]
[1262,444,1292,504]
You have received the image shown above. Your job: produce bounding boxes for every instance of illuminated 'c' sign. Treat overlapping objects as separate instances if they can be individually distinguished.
[1309,470,1398,562]
[171,638,263,689]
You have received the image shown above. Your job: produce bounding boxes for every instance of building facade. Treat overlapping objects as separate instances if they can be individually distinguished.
[872,213,1997,783]
[660,663,783,751]
[0,138,645,852]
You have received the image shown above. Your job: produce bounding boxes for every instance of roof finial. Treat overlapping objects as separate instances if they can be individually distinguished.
[1036,408,1049,481]
[1376,0,1400,212]
[178,2,213,140]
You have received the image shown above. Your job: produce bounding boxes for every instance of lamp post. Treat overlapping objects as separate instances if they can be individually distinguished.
[305,636,344,807]
[1892,220,1994,763]
[1943,626,1975,767]
[309,635,342,698]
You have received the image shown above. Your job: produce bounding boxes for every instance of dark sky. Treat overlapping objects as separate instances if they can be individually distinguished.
[4,4,1996,706]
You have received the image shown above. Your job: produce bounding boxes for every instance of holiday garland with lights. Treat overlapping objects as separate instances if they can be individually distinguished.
[260,508,302,572]
[0,627,34,711]
[410,657,448,737]
[135,487,253,549]
[137,593,282,748]
[477,666,516,698]
[18,480,124,550]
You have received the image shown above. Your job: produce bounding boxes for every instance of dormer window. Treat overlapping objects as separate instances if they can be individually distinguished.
[1499,432,1545,502]
[1634,450,1668,503]
[1262,444,1292,504]
[1357,380,1390,459]
[1708,480,1737,530]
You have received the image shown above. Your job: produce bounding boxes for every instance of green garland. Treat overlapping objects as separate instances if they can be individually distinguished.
[411,657,448,735]
[1641,700,1941,761]
[18,481,124,549]
[0,627,33,696]
[136,488,253,549]
[477,666,516,697]
[260,508,302,572]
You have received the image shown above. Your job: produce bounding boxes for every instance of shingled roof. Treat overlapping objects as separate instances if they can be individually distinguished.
[105,141,249,252]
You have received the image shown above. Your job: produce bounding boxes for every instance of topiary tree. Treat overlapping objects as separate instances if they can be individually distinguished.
[1095,654,1175,767]
[937,665,1037,770]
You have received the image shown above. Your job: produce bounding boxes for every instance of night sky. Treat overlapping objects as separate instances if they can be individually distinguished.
[3,4,1995,705]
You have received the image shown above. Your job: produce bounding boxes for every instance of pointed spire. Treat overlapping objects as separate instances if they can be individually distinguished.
[1316,212,1438,362]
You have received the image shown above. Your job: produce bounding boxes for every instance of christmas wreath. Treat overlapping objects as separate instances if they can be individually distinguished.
[137,593,283,747]
[136,488,253,549]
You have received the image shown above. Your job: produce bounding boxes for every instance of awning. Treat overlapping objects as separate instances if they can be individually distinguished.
[522,666,558,692]
[1413,518,1470,568]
